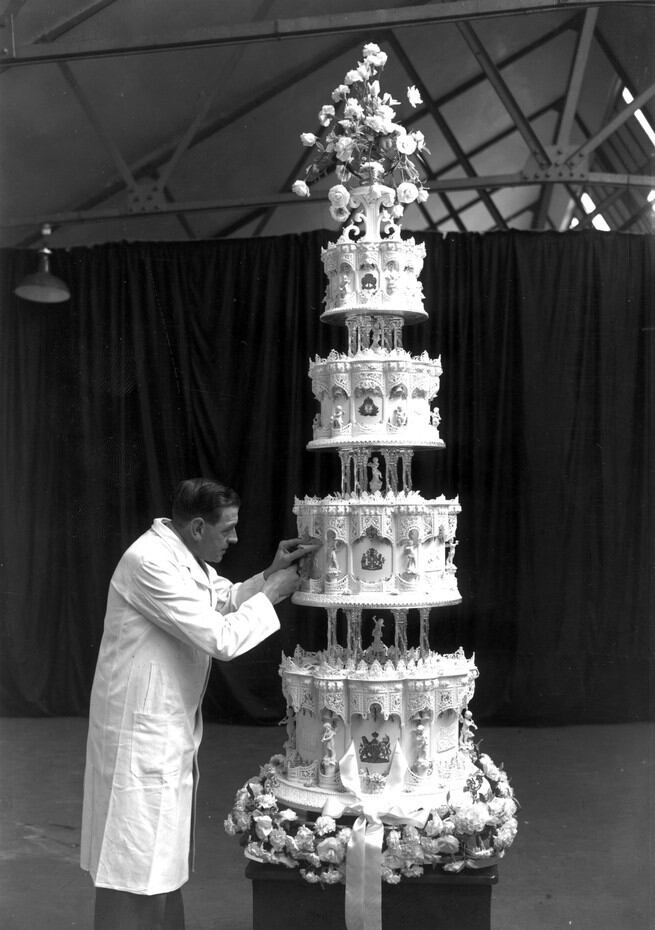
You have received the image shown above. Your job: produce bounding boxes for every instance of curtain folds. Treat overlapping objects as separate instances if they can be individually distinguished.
[0,230,652,724]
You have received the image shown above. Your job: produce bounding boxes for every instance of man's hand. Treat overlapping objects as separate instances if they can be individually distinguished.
[262,566,302,605]
[263,537,321,579]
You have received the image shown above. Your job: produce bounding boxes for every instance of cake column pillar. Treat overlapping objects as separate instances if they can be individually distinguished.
[327,608,339,661]
[399,448,414,491]
[339,450,350,496]
[392,609,408,658]
[346,608,362,661]
[355,449,369,494]
[419,607,430,658]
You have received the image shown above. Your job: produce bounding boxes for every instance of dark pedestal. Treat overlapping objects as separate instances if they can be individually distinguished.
[246,861,498,930]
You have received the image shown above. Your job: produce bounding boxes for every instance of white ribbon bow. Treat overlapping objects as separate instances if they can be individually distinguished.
[321,741,429,930]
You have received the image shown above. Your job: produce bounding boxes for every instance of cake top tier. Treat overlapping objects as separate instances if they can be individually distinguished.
[291,42,431,327]
[320,186,428,325]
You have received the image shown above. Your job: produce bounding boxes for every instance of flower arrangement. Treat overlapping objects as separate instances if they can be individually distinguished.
[225,749,518,886]
[291,42,430,225]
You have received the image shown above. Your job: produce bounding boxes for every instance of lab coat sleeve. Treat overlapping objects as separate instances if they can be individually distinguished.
[213,571,274,611]
[114,555,280,660]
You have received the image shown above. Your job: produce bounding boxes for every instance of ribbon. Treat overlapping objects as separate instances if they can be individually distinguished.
[322,742,429,930]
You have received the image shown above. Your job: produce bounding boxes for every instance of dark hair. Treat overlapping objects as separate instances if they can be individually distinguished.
[171,478,240,526]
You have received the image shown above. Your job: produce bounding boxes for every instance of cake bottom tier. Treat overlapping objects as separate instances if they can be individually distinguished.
[225,748,518,886]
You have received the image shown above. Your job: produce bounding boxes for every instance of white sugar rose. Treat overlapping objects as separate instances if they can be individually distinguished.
[385,828,402,848]
[434,835,460,854]
[292,180,310,198]
[253,814,274,839]
[489,796,518,821]
[493,817,518,851]
[362,42,382,57]
[397,181,419,203]
[295,825,316,852]
[412,130,426,150]
[268,827,288,851]
[345,68,364,85]
[344,98,364,120]
[332,83,349,101]
[424,814,444,837]
[277,808,298,822]
[234,788,249,810]
[233,810,251,831]
[316,836,345,863]
[318,104,335,126]
[479,754,502,781]
[335,137,355,163]
[314,815,337,836]
[396,133,417,155]
[365,114,390,134]
[257,793,277,810]
[452,803,488,834]
[365,50,387,68]
[407,85,423,108]
[328,184,351,209]
[300,132,317,147]
[402,825,421,843]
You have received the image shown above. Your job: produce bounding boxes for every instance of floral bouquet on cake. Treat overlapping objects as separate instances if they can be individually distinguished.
[225,749,518,886]
[291,42,430,225]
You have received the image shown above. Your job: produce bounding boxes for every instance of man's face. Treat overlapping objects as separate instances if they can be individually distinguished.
[196,505,239,563]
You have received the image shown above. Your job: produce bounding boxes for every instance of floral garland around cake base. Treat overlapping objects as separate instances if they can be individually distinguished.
[225,747,518,886]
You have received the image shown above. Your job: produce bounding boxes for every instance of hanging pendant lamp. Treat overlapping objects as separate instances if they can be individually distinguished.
[14,224,70,303]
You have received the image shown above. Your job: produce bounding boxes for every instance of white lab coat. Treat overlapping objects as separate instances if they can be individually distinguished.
[80,518,280,894]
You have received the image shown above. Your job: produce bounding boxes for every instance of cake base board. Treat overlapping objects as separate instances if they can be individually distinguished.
[273,770,471,815]
[307,437,445,450]
[292,591,462,609]
[247,860,498,930]
[320,307,429,325]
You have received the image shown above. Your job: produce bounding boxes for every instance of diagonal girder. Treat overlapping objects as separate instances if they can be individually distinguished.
[0,1,651,67]
[457,19,552,169]
[387,31,508,230]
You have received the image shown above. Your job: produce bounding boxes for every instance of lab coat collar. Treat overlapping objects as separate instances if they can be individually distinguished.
[150,518,213,588]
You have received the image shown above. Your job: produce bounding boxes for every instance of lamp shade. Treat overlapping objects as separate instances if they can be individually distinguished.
[14,248,70,303]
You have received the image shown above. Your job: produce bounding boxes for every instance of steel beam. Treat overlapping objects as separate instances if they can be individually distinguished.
[534,8,597,228]
[565,82,655,163]
[1,1,651,66]
[4,170,653,231]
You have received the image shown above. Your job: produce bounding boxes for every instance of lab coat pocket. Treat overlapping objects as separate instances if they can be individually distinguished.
[130,711,180,779]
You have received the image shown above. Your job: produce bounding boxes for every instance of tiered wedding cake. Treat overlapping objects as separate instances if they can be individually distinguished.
[226,43,516,922]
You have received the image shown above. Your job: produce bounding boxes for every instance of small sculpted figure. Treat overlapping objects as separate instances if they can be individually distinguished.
[368,456,383,493]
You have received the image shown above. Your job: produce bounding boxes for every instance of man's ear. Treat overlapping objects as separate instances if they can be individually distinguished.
[189,517,205,539]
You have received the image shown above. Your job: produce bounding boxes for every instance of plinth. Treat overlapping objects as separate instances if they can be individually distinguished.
[247,861,498,930]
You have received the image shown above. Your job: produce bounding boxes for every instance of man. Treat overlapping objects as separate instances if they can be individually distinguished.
[81,478,316,929]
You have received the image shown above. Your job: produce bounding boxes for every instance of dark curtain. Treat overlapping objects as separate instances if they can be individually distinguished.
[0,230,652,725]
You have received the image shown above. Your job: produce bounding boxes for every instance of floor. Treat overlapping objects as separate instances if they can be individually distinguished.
[0,718,651,929]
